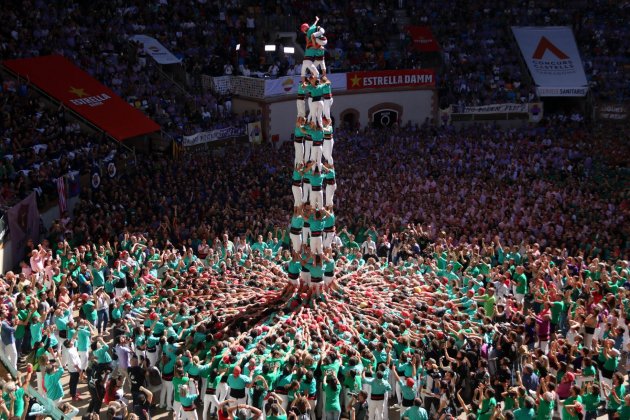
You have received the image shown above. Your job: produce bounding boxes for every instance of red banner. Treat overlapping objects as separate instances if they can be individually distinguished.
[346,69,435,90]
[406,26,440,52]
[3,55,160,141]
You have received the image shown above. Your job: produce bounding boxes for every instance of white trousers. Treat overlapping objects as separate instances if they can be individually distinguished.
[311,144,323,166]
[310,101,324,128]
[292,185,302,208]
[78,350,89,370]
[310,187,323,208]
[368,398,386,420]
[202,394,220,420]
[147,349,160,369]
[310,235,323,255]
[277,394,288,412]
[303,140,313,163]
[323,139,334,165]
[301,60,318,78]
[216,383,229,403]
[181,410,199,420]
[323,98,333,120]
[302,183,311,204]
[173,400,182,420]
[325,183,336,207]
[160,379,174,409]
[290,232,302,253]
[297,98,306,119]
[314,58,326,74]
[294,141,304,165]
[1,342,17,371]
[324,231,335,249]
[307,98,314,123]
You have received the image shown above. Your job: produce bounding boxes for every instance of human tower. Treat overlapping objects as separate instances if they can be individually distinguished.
[286,16,337,299]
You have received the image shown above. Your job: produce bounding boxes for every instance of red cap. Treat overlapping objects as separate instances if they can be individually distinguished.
[300,23,309,32]
[436,331,444,339]
[404,319,412,327]
[149,313,158,321]
[262,326,270,332]
[80,293,89,301]
[406,378,415,387]
[565,372,575,382]
[215,332,222,339]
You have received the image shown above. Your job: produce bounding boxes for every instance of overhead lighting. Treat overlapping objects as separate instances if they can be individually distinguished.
[235,44,241,51]
[283,47,295,54]
[264,45,276,52]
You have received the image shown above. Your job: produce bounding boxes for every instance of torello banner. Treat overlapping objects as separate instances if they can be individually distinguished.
[3,55,161,140]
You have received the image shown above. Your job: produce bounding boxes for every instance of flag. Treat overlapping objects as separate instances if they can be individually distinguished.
[67,170,81,198]
[56,176,67,216]
[107,162,117,178]
[91,164,101,190]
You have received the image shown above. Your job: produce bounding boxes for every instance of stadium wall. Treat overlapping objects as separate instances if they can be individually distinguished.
[231,88,435,144]
[266,89,436,144]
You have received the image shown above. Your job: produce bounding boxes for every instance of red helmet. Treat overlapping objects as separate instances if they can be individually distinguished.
[300,23,309,32]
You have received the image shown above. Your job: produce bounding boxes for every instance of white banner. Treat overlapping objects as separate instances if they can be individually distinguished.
[512,27,588,97]
[264,73,347,97]
[461,103,528,114]
[182,126,246,147]
[130,35,181,65]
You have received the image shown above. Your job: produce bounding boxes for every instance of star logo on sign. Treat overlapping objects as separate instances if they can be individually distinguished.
[68,86,89,98]
[350,74,362,87]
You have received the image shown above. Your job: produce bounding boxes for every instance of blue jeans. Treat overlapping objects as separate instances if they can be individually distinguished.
[97,309,109,333]
[325,410,340,420]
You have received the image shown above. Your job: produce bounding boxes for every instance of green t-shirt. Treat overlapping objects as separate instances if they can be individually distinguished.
[537,397,554,420]
[2,387,25,418]
[582,392,600,412]
[478,397,496,420]
[324,383,341,412]
[515,273,528,294]
[14,309,29,339]
[550,301,565,325]
[483,295,496,318]
[513,407,535,420]
[401,406,429,420]
[607,384,625,410]
[561,395,581,420]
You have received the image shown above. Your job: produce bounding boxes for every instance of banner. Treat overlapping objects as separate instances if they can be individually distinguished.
[346,69,435,90]
[406,26,440,52]
[461,103,528,114]
[445,102,544,123]
[512,27,588,97]
[7,193,39,267]
[3,55,161,140]
[0,213,7,244]
[247,121,262,144]
[56,177,67,216]
[264,74,347,97]
[182,126,246,147]
[598,103,628,121]
[129,35,182,65]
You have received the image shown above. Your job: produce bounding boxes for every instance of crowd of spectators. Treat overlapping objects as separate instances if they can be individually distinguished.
[0,77,124,208]
[0,119,628,420]
[403,0,630,106]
